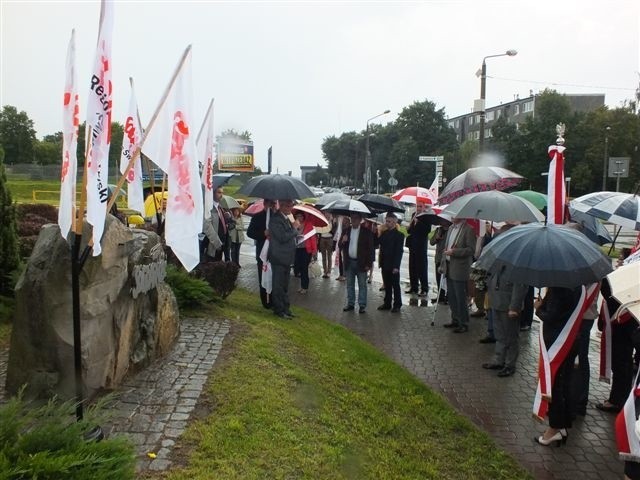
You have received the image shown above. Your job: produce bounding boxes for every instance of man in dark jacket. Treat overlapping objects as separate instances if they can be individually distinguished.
[340,212,374,313]
[406,202,431,296]
[246,199,275,309]
[268,199,300,319]
[377,212,404,313]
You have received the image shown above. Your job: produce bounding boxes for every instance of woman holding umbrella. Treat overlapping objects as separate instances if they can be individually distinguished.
[293,211,318,294]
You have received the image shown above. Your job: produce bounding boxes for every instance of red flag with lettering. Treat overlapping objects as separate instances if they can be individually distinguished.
[119,82,144,215]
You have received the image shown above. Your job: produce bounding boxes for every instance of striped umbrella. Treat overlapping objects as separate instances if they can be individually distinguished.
[391,186,435,204]
[570,191,640,231]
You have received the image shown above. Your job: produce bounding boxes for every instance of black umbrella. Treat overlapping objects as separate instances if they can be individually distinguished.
[567,207,613,246]
[475,223,613,288]
[212,173,236,190]
[236,174,314,200]
[415,211,451,227]
[438,166,524,205]
[358,193,405,213]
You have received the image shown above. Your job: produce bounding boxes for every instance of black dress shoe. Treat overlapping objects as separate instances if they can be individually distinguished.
[443,323,457,328]
[391,307,401,313]
[377,304,391,311]
[595,402,621,413]
[359,307,366,314]
[405,289,417,294]
[497,367,515,377]
[453,326,469,333]
[479,336,496,344]
[285,311,296,318]
[482,363,504,370]
[343,306,355,312]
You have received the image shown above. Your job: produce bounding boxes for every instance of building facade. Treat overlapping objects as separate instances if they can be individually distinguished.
[447,93,605,143]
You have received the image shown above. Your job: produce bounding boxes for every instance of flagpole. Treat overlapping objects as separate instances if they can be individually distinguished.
[196,98,214,144]
[106,45,192,214]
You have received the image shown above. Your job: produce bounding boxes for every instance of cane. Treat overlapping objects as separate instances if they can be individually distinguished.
[431,275,446,326]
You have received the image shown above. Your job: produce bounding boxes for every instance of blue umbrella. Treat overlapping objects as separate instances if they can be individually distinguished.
[568,207,613,246]
[475,223,613,288]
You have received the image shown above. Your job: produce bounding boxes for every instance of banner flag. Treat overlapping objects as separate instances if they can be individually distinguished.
[141,47,203,271]
[59,29,80,240]
[428,173,440,202]
[196,98,215,220]
[119,79,145,215]
[547,145,566,225]
[85,0,114,255]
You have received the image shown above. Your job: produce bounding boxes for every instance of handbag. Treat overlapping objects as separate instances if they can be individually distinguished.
[308,260,323,279]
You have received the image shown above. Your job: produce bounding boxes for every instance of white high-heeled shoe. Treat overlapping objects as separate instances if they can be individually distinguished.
[535,431,563,447]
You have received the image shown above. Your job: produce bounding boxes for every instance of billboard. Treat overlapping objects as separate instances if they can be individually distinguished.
[218,140,254,172]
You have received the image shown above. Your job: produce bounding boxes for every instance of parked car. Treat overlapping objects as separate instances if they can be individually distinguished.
[310,187,324,197]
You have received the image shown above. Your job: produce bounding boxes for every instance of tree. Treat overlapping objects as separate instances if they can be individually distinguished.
[306,165,329,186]
[33,140,60,165]
[321,131,361,185]
[0,105,37,164]
[0,145,21,293]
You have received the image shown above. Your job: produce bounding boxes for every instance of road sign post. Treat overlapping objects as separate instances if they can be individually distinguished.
[418,156,444,187]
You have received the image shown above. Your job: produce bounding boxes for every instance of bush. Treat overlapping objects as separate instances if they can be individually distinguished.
[0,154,20,294]
[14,204,60,259]
[0,393,136,479]
[165,264,214,308]
[16,203,58,223]
[195,261,240,299]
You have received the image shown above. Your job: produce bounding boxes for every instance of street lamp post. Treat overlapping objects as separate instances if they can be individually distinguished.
[365,109,390,193]
[602,126,611,190]
[478,49,517,151]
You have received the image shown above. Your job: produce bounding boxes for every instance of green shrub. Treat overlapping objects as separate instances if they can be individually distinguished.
[165,264,213,308]
[0,393,136,479]
[195,261,239,299]
[0,151,20,295]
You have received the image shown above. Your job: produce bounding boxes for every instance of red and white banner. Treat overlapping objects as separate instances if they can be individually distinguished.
[547,145,566,225]
[59,29,80,240]
[85,0,114,255]
[429,173,440,202]
[141,47,203,271]
[616,367,640,462]
[196,99,215,220]
[119,81,144,215]
[533,283,599,420]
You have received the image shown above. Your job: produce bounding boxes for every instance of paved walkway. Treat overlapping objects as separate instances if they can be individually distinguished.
[236,250,622,480]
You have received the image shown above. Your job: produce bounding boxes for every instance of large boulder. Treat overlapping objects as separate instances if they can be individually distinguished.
[5,215,180,400]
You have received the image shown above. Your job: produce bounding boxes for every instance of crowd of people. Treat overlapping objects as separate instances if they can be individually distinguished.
[201,191,640,478]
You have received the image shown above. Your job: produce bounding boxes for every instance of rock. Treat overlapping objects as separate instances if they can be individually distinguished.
[5,215,180,401]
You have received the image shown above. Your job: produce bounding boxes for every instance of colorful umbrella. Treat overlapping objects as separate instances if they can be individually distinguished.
[391,186,435,204]
[293,204,329,228]
[244,199,265,217]
[438,166,524,205]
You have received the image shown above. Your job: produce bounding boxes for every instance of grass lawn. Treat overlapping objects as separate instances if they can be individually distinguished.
[156,289,530,480]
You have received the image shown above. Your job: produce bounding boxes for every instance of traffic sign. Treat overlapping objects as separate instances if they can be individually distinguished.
[419,156,444,162]
[388,178,398,187]
[387,168,396,177]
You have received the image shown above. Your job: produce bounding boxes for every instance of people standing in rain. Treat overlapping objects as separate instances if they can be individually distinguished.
[294,211,317,294]
[376,212,404,313]
[340,212,374,314]
[405,202,431,296]
[246,199,277,309]
[441,218,476,333]
[481,266,528,377]
[268,199,300,319]
[430,223,449,304]
[228,207,244,266]
[534,286,584,446]
[202,186,230,262]
[316,212,334,279]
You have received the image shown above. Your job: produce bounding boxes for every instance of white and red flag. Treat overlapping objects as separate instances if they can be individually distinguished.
[59,29,80,240]
[547,145,566,225]
[119,80,144,215]
[428,173,440,202]
[85,0,114,255]
[196,98,215,220]
[141,46,203,272]
[532,283,599,420]
[616,368,640,463]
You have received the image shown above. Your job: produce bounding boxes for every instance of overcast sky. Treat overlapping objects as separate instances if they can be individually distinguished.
[1,0,638,177]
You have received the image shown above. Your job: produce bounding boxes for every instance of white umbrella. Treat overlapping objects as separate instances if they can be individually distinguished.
[607,262,640,321]
[442,190,544,223]
[321,198,372,216]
